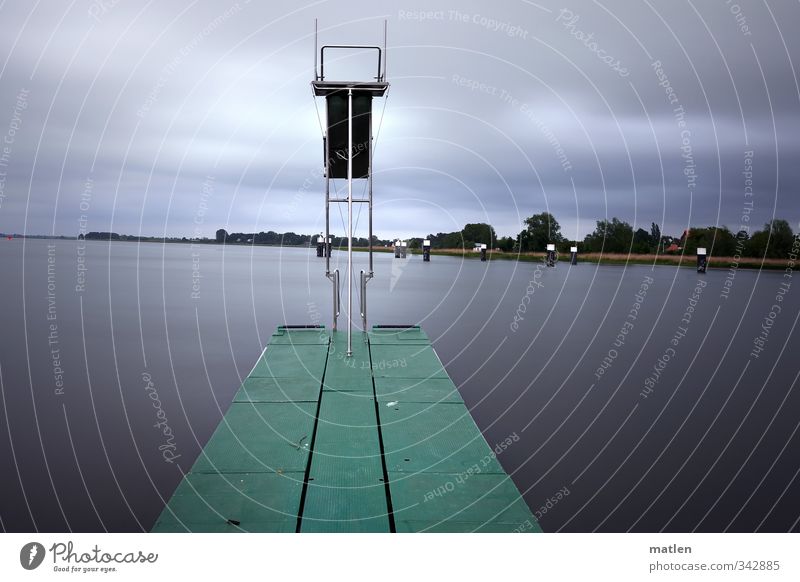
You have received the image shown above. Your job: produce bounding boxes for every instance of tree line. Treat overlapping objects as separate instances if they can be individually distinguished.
[410,215,797,258]
[73,219,798,259]
[215,229,390,248]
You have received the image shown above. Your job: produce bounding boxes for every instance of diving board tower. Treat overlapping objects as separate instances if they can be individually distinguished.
[313,21,388,356]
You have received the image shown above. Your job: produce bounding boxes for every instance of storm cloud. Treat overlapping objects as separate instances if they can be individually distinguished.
[0,0,798,241]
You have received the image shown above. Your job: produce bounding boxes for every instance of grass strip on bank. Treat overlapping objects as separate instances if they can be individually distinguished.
[352,246,786,270]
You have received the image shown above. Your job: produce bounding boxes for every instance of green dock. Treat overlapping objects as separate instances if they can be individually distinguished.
[152,325,540,533]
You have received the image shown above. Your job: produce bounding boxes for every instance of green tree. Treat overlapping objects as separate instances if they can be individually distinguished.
[441,232,463,248]
[747,219,795,258]
[767,219,795,257]
[650,222,661,251]
[425,232,457,249]
[461,223,496,248]
[497,236,515,252]
[518,212,563,252]
[683,226,736,256]
[582,218,634,253]
[633,228,651,253]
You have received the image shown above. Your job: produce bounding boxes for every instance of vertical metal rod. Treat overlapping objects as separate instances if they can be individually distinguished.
[314,19,318,81]
[347,89,353,356]
[324,135,330,276]
[325,131,335,329]
[333,269,339,321]
[383,20,387,81]
[361,270,367,330]
[368,135,373,276]
[364,120,373,332]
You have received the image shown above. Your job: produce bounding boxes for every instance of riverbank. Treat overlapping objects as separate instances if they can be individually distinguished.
[354,246,787,270]
[10,237,786,270]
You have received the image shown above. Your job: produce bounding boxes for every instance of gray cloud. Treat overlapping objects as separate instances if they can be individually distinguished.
[0,0,798,240]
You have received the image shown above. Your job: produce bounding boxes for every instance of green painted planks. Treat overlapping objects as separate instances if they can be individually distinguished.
[390,472,540,533]
[380,402,505,474]
[367,326,431,345]
[299,511,389,533]
[268,326,330,345]
[234,377,321,403]
[374,376,463,403]
[321,333,374,392]
[191,402,316,474]
[250,344,328,380]
[394,521,538,533]
[300,448,390,534]
[371,325,539,533]
[370,344,449,379]
[152,329,328,532]
[151,472,302,533]
[299,331,391,532]
[312,392,383,456]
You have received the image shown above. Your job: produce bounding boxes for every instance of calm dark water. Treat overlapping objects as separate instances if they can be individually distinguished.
[1,239,799,532]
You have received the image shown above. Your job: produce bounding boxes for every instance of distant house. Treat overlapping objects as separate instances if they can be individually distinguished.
[665,243,680,253]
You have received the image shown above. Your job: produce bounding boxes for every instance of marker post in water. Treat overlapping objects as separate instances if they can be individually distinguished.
[316,235,325,258]
[570,245,578,265]
[697,247,707,273]
[423,239,431,262]
[480,243,487,262]
[401,241,407,259]
[546,244,556,267]
[394,240,400,258]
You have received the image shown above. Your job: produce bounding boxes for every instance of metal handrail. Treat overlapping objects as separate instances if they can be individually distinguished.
[359,270,366,330]
[319,45,383,82]
[360,270,374,335]
[332,269,340,330]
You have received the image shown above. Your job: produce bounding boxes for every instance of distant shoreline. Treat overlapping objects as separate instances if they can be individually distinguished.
[4,235,788,270]
[0,235,311,248]
[354,245,788,271]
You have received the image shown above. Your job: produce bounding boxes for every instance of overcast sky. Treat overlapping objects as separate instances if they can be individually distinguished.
[0,0,798,240]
